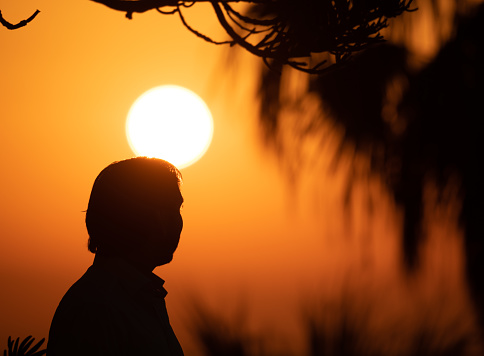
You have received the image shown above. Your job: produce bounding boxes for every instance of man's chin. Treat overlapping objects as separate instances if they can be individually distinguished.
[156,254,174,267]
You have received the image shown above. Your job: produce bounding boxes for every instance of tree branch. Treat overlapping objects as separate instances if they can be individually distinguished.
[90,0,265,19]
[89,0,414,74]
[0,9,40,30]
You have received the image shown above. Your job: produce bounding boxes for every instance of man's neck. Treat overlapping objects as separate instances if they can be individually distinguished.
[94,252,155,276]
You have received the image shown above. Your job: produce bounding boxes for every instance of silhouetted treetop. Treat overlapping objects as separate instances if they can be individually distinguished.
[91,0,414,73]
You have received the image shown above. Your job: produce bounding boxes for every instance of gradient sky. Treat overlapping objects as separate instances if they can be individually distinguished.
[1,1,481,355]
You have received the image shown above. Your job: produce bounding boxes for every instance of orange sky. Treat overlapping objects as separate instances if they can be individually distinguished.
[1,1,482,355]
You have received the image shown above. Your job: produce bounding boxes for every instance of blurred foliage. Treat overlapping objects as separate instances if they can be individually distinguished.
[190,299,472,356]
[254,0,484,273]
[3,336,46,356]
[251,0,484,339]
[187,300,264,356]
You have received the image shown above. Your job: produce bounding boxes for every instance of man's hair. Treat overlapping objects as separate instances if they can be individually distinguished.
[85,157,182,254]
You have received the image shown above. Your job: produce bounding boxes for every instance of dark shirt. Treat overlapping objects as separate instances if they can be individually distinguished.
[48,257,184,356]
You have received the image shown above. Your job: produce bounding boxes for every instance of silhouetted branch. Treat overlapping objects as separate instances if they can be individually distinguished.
[178,5,234,45]
[3,336,46,356]
[91,0,178,19]
[0,10,40,30]
[90,0,415,73]
[90,0,264,19]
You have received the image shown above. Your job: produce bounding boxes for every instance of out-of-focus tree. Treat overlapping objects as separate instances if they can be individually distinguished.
[251,0,484,338]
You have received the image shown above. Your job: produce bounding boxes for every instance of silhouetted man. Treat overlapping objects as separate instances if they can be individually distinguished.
[48,157,184,356]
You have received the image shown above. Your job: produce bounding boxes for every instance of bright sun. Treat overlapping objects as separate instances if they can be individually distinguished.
[126,85,214,169]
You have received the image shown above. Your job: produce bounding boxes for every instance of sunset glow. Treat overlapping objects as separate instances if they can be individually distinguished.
[126,85,213,169]
[1,2,482,356]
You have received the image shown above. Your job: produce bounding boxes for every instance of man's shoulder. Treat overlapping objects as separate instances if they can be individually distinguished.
[48,266,130,356]
[57,265,120,309]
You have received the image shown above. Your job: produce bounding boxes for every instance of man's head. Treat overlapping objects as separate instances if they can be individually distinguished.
[85,157,183,267]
